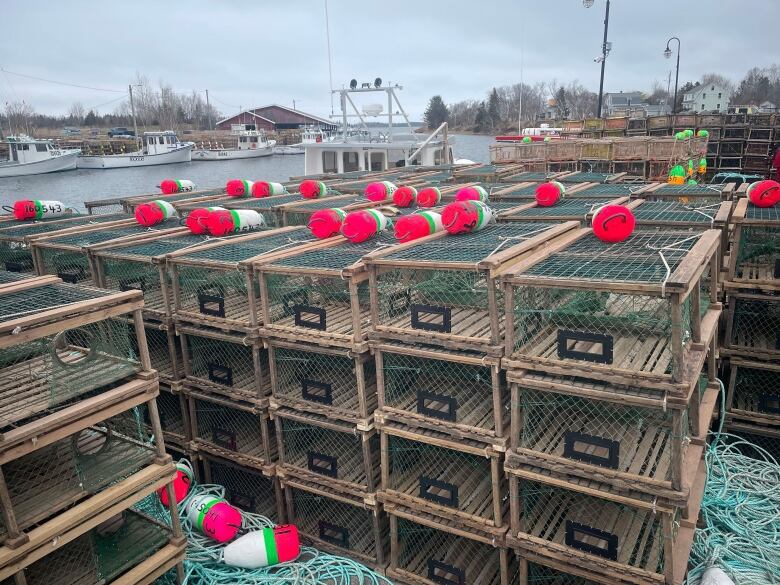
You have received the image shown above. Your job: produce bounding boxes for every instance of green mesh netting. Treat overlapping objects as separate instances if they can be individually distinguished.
[566,184,641,196]
[507,199,616,219]
[728,297,780,357]
[527,562,600,584]
[0,281,110,319]
[633,201,720,225]
[563,172,616,183]
[734,226,780,282]
[208,458,280,521]
[184,332,266,398]
[652,184,723,196]
[192,396,271,463]
[729,363,780,420]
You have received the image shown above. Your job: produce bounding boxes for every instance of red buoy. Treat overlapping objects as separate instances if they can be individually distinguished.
[747,180,780,208]
[455,186,489,202]
[11,200,68,220]
[441,201,493,235]
[206,209,265,236]
[134,200,177,227]
[308,208,346,239]
[365,181,397,202]
[592,205,636,243]
[226,179,253,197]
[535,182,566,207]
[341,209,388,243]
[392,186,418,207]
[251,181,286,198]
[394,212,443,243]
[157,462,193,506]
[186,207,226,234]
[417,187,442,208]
[299,179,327,199]
[159,179,195,194]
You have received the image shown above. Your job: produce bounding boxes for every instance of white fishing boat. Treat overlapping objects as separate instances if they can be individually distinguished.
[0,135,80,178]
[77,131,193,169]
[192,129,276,161]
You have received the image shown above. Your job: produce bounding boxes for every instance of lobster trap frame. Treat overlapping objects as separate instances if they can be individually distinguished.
[639,182,732,201]
[282,479,388,570]
[268,340,376,424]
[723,292,780,360]
[725,357,780,428]
[503,228,722,394]
[133,383,190,449]
[497,197,629,225]
[176,193,302,228]
[373,342,508,447]
[178,324,269,404]
[366,222,580,356]
[378,420,506,535]
[119,187,226,214]
[726,197,780,292]
[272,406,379,499]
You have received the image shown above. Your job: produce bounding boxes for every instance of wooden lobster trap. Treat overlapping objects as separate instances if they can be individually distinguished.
[518,558,609,585]
[268,340,376,424]
[273,406,379,499]
[640,182,731,202]
[498,197,629,225]
[365,222,579,356]
[119,187,226,214]
[167,227,321,334]
[282,479,388,571]
[378,420,506,536]
[726,197,780,291]
[387,505,518,585]
[612,138,650,161]
[506,370,718,505]
[187,390,276,472]
[0,212,131,275]
[725,358,780,430]
[723,292,780,360]
[121,382,190,450]
[373,343,508,447]
[558,172,621,184]
[132,319,182,385]
[503,228,722,395]
[174,192,305,228]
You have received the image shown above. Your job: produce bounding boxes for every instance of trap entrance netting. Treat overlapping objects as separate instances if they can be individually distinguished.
[184,332,267,398]
[386,434,498,522]
[289,487,383,563]
[519,480,673,574]
[381,351,500,434]
[733,226,780,283]
[120,390,187,446]
[0,408,156,543]
[632,200,721,226]
[0,318,140,431]
[394,517,511,585]
[728,296,780,358]
[208,458,280,522]
[518,385,687,483]
[729,363,780,421]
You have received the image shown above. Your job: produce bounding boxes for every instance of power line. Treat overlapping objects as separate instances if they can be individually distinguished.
[0,67,125,93]
[209,94,240,110]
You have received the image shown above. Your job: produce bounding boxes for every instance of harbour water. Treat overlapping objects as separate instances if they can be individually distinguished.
[0,134,494,211]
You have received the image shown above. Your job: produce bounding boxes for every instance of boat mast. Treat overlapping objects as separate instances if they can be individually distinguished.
[324,0,335,116]
[128,84,140,148]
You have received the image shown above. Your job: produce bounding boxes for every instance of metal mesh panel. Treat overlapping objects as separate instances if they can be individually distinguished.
[567,184,640,196]
[279,417,376,490]
[209,459,279,522]
[734,226,780,283]
[745,205,780,221]
[272,346,375,418]
[184,332,266,398]
[386,435,496,521]
[493,183,541,198]
[0,281,110,318]
[0,408,156,542]
[632,200,721,225]
[519,387,687,482]
[381,351,500,434]
[0,318,140,431]
[508,172,556,181]
[290,487,380,562]
[272,233,396,270]
[0,214,128,238]
[729,296,780,358]
[395,517,505,585]
[564,173,616,183]
[652,184,723,196]
[527,562,599,584]
[100,257,168,315]
[507,199,617,219]
[225,194,304,227]
[176,264,255,327]
[192,397,271,464]
[730,363,780,420]
[282,195,365,226]
[520,480,670,573]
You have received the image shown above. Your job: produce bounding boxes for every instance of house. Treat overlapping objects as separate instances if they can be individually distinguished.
[603,92,670,117]
[682,83,730,112]
[215,105,337,131]
[758,101,777,113]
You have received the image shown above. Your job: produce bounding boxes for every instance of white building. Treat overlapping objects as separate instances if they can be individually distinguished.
[682,83,731,112]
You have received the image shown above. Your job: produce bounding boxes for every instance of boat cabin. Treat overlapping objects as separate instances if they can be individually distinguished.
[143,131,186,155]
[5,136,61,164]
[303,139,452,174]
[236,130,269,150]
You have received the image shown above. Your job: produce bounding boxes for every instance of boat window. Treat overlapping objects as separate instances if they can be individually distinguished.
[36,143,48,152]
[239,137,246,143]
[322,151,338,173]
[369,152,384,171]
[434,148,442,165]
[18,144,29,151]
[10,145,17,161]
[343,151,359,172]
[250,137,258,143]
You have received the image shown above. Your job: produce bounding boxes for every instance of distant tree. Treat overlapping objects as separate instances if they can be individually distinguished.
[676,81,697,111]
[424,95,449,129]
[84,109,98,126]
[487,88,501,128]
[5,101,35,134]
[67,102,85,125]
[645,80,668,106]
[554,87,569,118]
[473,101,488,132]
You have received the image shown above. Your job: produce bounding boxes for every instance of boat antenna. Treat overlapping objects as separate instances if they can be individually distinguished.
[128,84,140,149]
[324,0,335,115]
[518,16,525,135]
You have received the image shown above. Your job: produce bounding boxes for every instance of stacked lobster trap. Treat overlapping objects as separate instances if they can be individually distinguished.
[0,275,185,584]
[500,225,722,584]
[721,197,780,446]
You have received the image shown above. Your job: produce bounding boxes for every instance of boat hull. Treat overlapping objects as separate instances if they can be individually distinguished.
[192,145,274,161]
[0,151,79,177]
[274,146,305,155]
[77,145,193,169]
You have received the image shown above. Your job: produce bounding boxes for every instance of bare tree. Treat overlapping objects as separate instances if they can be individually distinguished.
[5,101,35,134]
[68,102,86,125]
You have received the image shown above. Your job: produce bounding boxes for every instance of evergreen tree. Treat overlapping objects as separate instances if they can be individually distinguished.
[424,95,449,129]
[473,102,488,132]
[487,88,501,128]
[84,110,98,126]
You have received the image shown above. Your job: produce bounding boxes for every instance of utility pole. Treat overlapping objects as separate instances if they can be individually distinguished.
[128,84,139,147]
[205,89,213,130]
[596,0,610,118]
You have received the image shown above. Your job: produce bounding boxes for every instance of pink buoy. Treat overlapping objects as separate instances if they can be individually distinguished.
[365,181,397,202]
[134,200,177,226]
[159,179,195,194]
[157,462,193,506]
[300,179,327,199]
[394,212,443,243]
[12,200,68,220]
[226,179,253,197]
[441,201,493,235]
[308,208,347,239]
[185,495,242,543]
[251,181,286,198]
[186,207,226,234]
[455,185,489,202]
[417,187,442,208]
[341,209,388,243]
[392,186,418,207]
[535,182,566,207]
[592,205,636,243]
[206,209,265,236]
[747,180,780,208]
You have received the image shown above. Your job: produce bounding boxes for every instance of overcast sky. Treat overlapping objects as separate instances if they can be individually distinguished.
[2,0,777,121]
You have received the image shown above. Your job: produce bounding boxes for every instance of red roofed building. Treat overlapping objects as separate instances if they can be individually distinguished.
[215,104,336,131]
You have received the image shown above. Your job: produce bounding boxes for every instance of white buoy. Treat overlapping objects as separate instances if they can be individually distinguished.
[701,567,736,585]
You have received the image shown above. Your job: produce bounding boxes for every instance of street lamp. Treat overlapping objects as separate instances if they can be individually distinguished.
[584,0,611,118]
[664,37,681,114]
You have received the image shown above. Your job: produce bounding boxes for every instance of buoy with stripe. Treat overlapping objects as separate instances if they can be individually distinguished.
[341,209,388,243]
[365,181,397,201]
[747,180,780,207]
[392,185,418,207]
[308,208,346,239]
[206,209,266,236]
[417,187,442,208]
[455,185,489,202]
[252,181,287,198]
[157,462,193,506]
[441,201,493,235]
[698,158,707,175]
[186,207,226,234]
[184,495,242,543]
[592,204,636,243]
[299,179,328,199]
[226,179,254,197]
[394,211,443,242]
[134,200,177,226]
[535,182,566,207]
[12,200,68,220]
[159,179,195,194]
[222,525,300,569]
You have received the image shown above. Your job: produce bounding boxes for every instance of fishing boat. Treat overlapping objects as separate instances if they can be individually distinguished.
[0,135,80,177]
[192,129,276,161]
[77,131,193,169]
[275,127,332,155]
